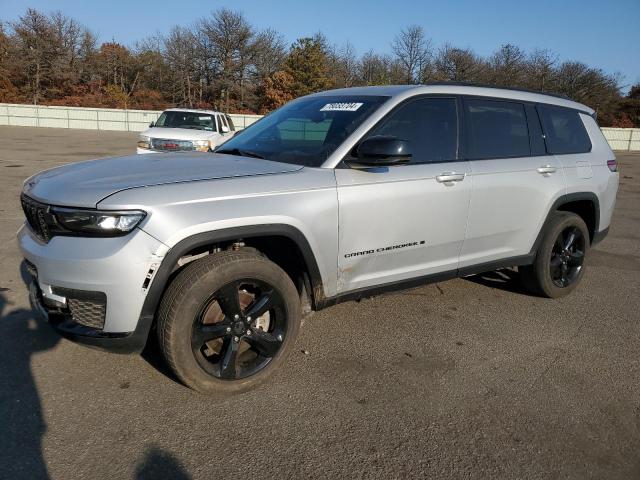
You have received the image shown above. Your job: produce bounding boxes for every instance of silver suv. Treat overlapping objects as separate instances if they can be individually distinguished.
[18,85,619,395]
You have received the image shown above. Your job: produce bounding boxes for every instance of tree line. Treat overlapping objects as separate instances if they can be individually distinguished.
[0,7,638,127]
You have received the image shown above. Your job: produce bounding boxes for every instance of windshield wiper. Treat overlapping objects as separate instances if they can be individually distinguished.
[216,148,265,159]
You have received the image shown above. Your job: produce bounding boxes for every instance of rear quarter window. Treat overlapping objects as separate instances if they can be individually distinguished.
[537,105,592,154]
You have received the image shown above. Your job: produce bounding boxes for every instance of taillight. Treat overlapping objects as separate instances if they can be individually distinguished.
[607,159,618,172]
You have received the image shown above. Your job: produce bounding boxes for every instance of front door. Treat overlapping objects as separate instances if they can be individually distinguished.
[336,96,472,293]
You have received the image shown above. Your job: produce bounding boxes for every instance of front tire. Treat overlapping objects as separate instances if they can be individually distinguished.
[157,250,301,395]
[520,212,589,298]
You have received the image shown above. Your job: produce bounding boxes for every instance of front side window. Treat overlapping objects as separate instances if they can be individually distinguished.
[363,97,458,164]
[216,95,388,167]
[537,104,592,154]
[464,99,530,159]
[226,115,236,131]
[155,111,217,132]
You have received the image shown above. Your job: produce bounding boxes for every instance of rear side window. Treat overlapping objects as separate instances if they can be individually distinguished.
[366,97,458,164]
[464,99,530,159]
[537,105,592,154]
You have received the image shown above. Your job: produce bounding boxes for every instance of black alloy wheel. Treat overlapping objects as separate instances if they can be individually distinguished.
[191,278,287,380]
[549,226,586,288]
[520,212,590,298]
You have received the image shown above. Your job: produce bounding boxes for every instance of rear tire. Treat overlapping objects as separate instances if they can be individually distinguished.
[520,212,589,298]
[157,250,301,395]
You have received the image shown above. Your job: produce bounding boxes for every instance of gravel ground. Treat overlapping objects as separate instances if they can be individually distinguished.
[1,126,639,479]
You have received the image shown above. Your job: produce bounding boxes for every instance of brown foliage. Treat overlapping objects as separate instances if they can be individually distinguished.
[257,70,294,114]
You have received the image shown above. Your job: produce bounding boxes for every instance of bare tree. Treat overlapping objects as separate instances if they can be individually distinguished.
[553,61,620,114]
[489,43,526,86]
[525,48,558,92]
[391,25,432,84]
[11,8,57,104]
[198,8,254,110]
[251,28,287,80]
[357,51,404,85]
[328,41,358,88]
[76,29,97,83]
[164,26,199,106]
[433,44,485,82]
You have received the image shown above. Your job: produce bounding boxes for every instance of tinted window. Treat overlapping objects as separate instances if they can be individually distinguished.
[465,99,530,159]
[155,111,216,131]
[216,95,388,167]
[366,97,458,163]
[537,105,591,154]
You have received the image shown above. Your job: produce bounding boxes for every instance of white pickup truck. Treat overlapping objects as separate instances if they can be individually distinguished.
[137,108,236,154]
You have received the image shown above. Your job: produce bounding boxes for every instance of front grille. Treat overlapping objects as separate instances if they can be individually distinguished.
[21,194,52,242]
[68,297,106,329]
[52,287,107,330]
[151,138,195,152]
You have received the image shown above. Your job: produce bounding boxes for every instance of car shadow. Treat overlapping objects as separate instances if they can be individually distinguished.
[0,262,61,479]
[140,333,181,385]
[134,446,191,480]
[464,268,530,296]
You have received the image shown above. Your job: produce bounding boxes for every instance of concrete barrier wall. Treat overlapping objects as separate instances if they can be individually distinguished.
[0,103,262,132]
[600,128,640,152]
[0,103,638,151]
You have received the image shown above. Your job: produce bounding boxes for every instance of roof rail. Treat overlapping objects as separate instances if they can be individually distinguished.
[422,81,571,101]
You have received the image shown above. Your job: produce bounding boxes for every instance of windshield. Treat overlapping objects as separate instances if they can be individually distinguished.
[156,111,216,131]
[216,95,388,167]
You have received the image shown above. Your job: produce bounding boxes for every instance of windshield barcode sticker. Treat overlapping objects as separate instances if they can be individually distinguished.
[320,102,363,112]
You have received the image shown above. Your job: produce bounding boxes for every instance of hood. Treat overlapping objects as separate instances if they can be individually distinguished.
[143,127,219,140]
[23,153,303,208]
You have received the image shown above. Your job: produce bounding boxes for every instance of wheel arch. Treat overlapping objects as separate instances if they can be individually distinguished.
[138,224,326,338]
[531,192,600,255]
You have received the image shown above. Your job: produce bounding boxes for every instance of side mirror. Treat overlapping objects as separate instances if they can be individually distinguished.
[348,136,412,167]
[221,125,230,133]
[149,121,155,128]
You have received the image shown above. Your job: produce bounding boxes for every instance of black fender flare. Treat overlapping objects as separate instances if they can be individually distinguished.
[136,224,325,340]
[530,192,600,255]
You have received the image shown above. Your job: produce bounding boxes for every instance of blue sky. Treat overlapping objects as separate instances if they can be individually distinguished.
[2,0,639,90]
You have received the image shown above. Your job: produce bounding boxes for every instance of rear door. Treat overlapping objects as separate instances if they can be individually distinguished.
[458,97,566,270]
[537,104,596,191]
[336,96,472,292]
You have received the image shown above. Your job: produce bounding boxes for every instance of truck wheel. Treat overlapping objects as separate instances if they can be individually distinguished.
[520,212,589,298]
[157,250,301,395]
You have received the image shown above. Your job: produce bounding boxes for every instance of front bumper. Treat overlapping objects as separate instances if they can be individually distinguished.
[18,224,166,352]
[28,279,153,354]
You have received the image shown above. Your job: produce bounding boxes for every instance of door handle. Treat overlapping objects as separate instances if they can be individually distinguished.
[537,165,557,175]
[436,172,465,184]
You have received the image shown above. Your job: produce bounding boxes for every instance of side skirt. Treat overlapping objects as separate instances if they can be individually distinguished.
[315,253,535,310]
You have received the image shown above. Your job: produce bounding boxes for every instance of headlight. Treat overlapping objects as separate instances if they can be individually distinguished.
[52,208,146,236]
[193,140,212,152]
[138,135,151,149]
